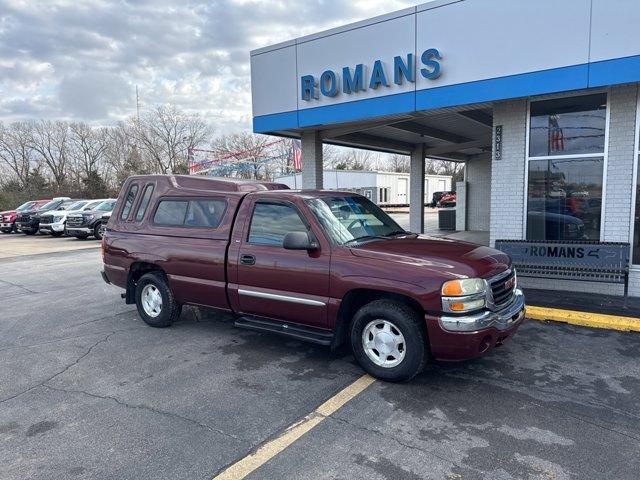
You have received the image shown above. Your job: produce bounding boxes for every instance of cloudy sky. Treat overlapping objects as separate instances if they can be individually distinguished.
[0,0,415,135]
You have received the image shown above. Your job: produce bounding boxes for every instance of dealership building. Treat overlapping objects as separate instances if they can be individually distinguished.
[250,0,640,297]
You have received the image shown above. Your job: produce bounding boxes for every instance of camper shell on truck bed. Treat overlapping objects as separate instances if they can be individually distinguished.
[103,174,525,383]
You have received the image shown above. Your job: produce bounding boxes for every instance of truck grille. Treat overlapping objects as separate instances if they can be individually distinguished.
[17,214,30,222]
[66,216,85,227]
[40,215,54,224]
[490,269,516,308]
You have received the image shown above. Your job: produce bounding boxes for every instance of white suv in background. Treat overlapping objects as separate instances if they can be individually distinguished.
[38,199,107,237]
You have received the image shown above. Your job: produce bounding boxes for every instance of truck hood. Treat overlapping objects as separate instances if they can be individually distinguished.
[349,235,510,280]
[43,208,84,216]
[0,210,15,216]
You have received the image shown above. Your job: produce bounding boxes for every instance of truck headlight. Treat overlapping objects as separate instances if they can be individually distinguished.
[53,216,63,223]
[441,278,487,313]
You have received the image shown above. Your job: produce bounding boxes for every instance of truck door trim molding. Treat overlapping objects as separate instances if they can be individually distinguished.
[238,288,326,307]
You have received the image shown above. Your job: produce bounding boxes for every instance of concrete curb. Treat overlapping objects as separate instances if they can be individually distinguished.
[527,305,640,332]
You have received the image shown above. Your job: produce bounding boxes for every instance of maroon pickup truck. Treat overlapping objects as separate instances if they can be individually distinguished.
[102,175,525,382]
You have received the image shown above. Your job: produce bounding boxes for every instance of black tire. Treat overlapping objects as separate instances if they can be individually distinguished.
[24,230,36,235]
[51,231,63,237]
[135,272,182,328]
[350,300,428,382]
[94,223,104,240]
[0,228,10,234]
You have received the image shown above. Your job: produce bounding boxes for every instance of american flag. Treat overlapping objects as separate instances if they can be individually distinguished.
[292,139,302,172]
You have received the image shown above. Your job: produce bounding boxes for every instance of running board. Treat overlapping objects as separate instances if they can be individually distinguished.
[234,316,333,346]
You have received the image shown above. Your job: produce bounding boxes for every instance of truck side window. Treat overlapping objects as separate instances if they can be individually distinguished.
[154,200,189,226]
[152,199,226,228]
[185,200,226,228]
[135,185,154,221]
[120,184,139,220]
[248,202,307,246]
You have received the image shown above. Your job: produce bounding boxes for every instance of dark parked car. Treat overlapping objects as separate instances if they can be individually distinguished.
[527,211,585,240]
[66,199,117,240]
[15,197,70,235]
[102,175,524,382]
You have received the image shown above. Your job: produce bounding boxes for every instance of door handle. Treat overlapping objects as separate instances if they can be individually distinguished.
[240,254,256,265]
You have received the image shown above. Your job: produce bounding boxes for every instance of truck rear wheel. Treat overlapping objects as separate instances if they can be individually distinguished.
[135,272,181,328]
[350,299,427,382]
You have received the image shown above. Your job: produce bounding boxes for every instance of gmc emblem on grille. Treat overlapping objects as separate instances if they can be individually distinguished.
[504,276,515,290]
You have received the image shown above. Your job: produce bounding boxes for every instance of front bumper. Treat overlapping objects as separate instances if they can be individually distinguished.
[426,289,526,361]
[16,222,37,232]
[39,223,65,233]
[1,222,13,229]
[67,227,92,235]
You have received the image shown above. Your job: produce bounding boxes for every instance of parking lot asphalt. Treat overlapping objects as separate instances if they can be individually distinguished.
[0,232,99,259]
[1,236,640,479]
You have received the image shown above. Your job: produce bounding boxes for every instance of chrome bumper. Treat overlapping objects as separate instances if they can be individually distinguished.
[39,223,64,232]
[0,223,12,228]
[439,288,525,332]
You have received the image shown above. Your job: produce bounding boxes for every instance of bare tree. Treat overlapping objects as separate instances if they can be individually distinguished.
[212,132,272,179]
[389,153,409,173]
[29,120,70,190]
[335,148,374,171]
[69,122,108,180]
[0,121,37,187]
[133,105,213,174]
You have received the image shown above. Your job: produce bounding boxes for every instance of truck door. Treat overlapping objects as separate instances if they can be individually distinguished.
[232,197,330,329]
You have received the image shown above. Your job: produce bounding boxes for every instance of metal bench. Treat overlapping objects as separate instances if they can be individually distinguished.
[494,240,630,305]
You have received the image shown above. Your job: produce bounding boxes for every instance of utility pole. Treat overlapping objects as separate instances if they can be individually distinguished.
[135,85,140,121]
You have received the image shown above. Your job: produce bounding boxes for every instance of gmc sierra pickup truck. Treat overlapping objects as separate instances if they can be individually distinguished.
[102,175,525,382]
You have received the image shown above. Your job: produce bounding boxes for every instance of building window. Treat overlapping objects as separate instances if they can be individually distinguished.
[529,93,607,157]
[526,94,607,241]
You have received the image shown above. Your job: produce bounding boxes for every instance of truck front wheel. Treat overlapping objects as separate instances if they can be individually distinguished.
[350,300,427,382]
[135,272,182,328]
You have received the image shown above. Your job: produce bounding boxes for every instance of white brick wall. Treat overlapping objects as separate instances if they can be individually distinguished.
[489,100,528,245]
[603,84,638,243]
[466,157,491,231]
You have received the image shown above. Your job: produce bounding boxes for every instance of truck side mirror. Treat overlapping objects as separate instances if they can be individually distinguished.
[283,231,319,251]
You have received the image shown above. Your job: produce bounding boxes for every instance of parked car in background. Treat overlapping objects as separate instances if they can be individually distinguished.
[527,211,585,240]
[1,199,50,233]
[438,191,457,208]
[102,175,524,382]
[39,199,106,236]
[15,197,71,235]
[66,199,117,240]
[429,191,450,207]
[97,211,112,238]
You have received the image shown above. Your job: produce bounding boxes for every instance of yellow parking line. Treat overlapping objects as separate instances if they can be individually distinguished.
[213,374,375,480]
[527,305,640,332]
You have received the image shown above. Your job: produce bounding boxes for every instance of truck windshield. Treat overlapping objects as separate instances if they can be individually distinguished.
[39,200,60,211]
[16,201,35,211]
[306,196,407,245]
[95,200,116,211]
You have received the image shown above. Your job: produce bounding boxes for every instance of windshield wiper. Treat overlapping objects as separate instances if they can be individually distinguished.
[384,230,410,237]
[343,235,389,246]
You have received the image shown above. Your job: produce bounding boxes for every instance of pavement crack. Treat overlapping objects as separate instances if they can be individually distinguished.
[0,331,116,405]
[42,384,241,441]
[0,278,39,294]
